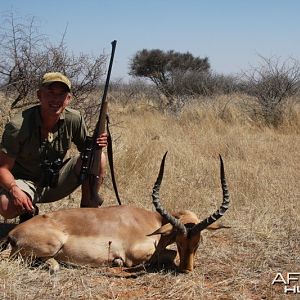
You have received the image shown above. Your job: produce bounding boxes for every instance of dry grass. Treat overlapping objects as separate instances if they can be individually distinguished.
[0,93,299,299]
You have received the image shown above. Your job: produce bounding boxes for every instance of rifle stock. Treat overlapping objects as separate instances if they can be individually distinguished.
[89,101,108,176]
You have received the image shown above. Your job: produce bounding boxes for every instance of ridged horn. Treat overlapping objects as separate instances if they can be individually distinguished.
[152,152,187,235]
[189,155,230,236]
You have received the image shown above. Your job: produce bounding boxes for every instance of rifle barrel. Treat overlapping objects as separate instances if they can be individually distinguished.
[98,40,117,124]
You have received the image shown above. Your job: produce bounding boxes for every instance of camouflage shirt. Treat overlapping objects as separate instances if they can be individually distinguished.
[0,105,87,182]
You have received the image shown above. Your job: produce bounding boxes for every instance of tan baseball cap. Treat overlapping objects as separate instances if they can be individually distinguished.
[41,72,71,91]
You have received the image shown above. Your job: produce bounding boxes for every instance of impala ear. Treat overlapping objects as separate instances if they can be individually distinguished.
[147,223,174,236]
[206,223,231,230]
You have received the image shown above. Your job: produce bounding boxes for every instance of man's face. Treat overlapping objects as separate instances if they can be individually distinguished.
[37,82,71,117]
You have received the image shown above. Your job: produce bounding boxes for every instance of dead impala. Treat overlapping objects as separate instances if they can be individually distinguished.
[6,153,229,273]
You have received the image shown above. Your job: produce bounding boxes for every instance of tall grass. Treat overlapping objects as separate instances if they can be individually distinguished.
[0,93,299,299]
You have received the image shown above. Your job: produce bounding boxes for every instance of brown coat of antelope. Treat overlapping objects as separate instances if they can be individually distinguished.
[6,153,230,273]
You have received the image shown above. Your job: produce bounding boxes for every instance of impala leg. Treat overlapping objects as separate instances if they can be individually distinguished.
[44,257,60,274]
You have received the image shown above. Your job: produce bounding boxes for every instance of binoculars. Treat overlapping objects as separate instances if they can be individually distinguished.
[40,158,63,188]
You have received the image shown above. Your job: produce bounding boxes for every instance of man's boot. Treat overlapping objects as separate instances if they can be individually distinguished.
[80,177,104,208]
[19,205,39,224]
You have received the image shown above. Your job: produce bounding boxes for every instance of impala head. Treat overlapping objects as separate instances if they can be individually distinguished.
[151,152,230,273]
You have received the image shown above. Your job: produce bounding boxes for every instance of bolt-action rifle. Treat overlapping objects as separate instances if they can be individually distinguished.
[79,40,121,206]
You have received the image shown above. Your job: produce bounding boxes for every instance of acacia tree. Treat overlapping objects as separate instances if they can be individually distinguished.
[242,56,300,126]
[129,49,210,109]
[0,14,106,122]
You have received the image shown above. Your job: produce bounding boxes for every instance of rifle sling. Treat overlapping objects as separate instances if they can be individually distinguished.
[106,114,122,205]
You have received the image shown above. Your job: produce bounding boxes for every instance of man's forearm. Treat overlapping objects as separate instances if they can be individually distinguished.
[0,167,18,192]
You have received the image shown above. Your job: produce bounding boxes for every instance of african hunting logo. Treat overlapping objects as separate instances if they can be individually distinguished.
[272,273,300,294]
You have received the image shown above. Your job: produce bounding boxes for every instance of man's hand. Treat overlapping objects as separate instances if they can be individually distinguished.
[10,185,34,214]
[96,132,108,148]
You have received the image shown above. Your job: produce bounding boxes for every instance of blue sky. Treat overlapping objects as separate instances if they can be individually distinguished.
[1,0,300,81]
